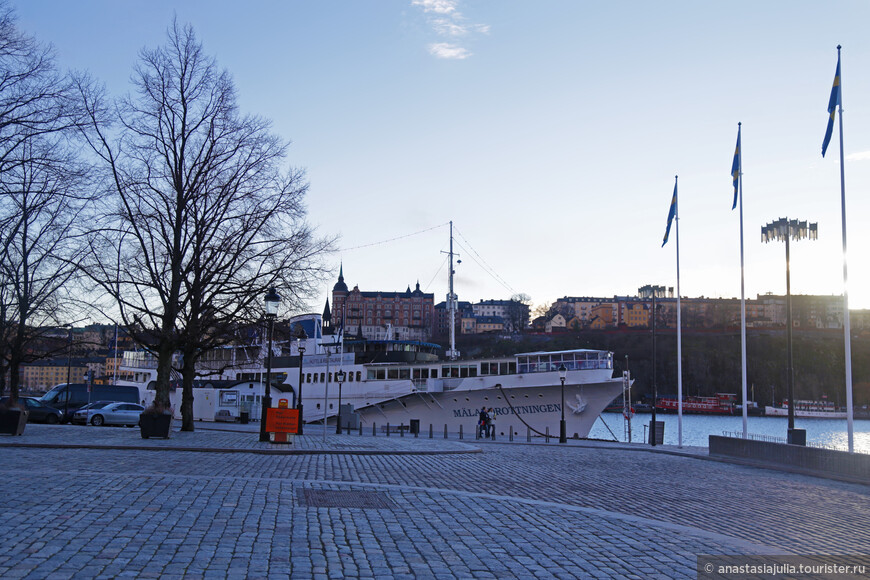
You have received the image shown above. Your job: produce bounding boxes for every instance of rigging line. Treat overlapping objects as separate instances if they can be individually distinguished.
[452,226,518,295]
[423,255,447,294]
[453,238,517,296]
[339,222,449,252]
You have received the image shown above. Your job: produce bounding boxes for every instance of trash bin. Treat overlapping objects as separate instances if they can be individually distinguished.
[409,419,420,435]
[239,411,249,424]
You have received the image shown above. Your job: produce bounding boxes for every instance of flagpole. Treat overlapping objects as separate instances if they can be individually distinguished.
[675,175,683,448]
[737,123,748,438]
[834,45,854,453]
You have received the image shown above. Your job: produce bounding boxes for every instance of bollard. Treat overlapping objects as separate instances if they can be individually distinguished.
[429,423,433,439]
[359,422,362,436]
[459,424,463,440]
[444,424,448,439]
[510,425,513,442]
[545,426,550,443]
[527,426,531,443]
[387,422,390,437]
[373,422,377,437]
[400,423,404,437]
[415,425,419,438]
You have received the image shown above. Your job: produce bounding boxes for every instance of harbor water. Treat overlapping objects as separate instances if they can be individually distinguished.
[590,413,870,454]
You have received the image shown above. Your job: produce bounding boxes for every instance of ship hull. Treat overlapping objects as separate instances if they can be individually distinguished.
[763,406,847,419]
[342,379,623,439]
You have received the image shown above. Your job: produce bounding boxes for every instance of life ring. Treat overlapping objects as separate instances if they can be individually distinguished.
[622,408,635,419]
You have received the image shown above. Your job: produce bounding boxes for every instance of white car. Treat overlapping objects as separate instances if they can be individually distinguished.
[74,402,145,427]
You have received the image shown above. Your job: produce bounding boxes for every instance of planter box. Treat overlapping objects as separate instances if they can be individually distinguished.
[139,412,172,439]
[0,408,28,436]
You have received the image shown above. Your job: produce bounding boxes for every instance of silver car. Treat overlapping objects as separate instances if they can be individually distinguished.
[74,402,145,427]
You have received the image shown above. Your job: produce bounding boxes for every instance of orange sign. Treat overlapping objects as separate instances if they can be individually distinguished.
[278,399,289,409]
[265,408,299,434]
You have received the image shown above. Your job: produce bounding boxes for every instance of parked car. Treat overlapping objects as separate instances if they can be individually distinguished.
[73,402,145,427]
[0,397,63,424]
[70,401,115,425]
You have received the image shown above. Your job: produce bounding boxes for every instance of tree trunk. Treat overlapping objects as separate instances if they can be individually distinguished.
[180,349,196,432]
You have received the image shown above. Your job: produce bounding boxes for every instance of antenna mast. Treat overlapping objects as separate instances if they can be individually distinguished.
[446,221,459,360]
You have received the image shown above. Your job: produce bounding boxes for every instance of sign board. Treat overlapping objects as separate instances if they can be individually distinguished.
[648,421,664,445]
[266,408,299,434]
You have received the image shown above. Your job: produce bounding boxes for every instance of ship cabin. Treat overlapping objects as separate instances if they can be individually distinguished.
[516,349,613,373]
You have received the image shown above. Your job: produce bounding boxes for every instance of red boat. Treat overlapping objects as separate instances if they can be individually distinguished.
[656,393,737,415]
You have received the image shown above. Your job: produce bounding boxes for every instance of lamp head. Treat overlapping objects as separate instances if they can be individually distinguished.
[264,287,280,317]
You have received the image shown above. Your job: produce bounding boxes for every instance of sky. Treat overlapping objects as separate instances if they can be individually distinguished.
[11,0,870,315]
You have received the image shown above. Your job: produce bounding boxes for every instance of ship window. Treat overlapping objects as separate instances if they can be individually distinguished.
[306,373,311,383]
[388,369,399,380]
[313,374,318,383]
[329,404,333,409]
[348,373,353,382]
[356,371,362,381]
[399,369,410,380]
[316,403,320,409]
[320,373,325,382]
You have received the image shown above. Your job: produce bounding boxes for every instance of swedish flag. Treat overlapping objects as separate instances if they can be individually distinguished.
[662,181,677,247]
[822,52,841,158]
[731,124,740,210]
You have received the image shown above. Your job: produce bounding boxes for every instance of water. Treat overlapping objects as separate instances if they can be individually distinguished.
[589,413,870,454]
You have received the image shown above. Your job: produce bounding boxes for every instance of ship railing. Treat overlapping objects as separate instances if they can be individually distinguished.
[412,378,428,392]
[722,430,787,444]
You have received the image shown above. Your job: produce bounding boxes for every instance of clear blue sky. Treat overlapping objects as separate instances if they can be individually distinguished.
[13,0,870,313]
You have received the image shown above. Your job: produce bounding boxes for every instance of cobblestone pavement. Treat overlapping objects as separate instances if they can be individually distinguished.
[0,423,867,579]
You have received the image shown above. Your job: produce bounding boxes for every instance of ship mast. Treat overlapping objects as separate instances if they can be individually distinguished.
[446,221,460,360]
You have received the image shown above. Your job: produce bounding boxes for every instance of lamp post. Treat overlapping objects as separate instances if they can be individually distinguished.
[259,288,280,442]
[558,364,568,443]
[296,331,307,435]
[762,218,817,446]
[335,369,346,434]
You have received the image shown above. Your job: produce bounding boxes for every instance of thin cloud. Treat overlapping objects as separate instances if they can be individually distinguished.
[412,0,458,15]
[428,43,470,60]
[846,151,870,162]
[412,0,488,59]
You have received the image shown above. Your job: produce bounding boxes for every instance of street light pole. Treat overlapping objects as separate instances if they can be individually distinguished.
[558,364,567,443]
[762,218,817,446]
[259,288,280,443]
[335,370,346,434]
[296,332,307,435]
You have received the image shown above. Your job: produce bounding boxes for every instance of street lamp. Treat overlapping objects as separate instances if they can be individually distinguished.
[296,330,307,435]
[762,218,818,446]
[558,364,568,443]
[335,369,346,434]
[259,287,280,442]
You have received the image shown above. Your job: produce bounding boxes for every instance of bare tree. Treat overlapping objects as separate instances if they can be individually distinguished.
[506,293,531,333]
[78,21,332,417]
[0,2,91,400]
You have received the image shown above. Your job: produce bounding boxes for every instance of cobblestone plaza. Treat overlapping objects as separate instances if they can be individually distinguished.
[1,424,867,578]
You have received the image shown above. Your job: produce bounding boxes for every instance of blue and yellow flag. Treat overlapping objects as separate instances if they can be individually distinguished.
[822,52,841,158]
[662,180,677,247]
[731,124,741,210]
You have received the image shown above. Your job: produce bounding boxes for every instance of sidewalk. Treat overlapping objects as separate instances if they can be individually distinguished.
[0,419,707,457]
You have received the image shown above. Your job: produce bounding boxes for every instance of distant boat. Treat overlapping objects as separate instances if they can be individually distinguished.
[764,399,847,419]
[656,393,737,415]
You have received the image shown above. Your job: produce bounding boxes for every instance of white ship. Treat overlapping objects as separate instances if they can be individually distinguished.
[119,222,625,437]
[764,399,847,419]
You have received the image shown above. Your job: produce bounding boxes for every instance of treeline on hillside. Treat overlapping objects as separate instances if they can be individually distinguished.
[451,330,870,407]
